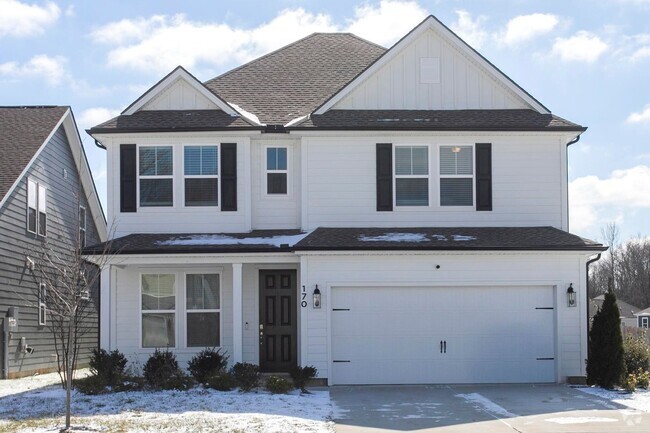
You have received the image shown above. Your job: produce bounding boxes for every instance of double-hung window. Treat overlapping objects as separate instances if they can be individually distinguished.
[79,206,87,248]
[266,147,288,194]
[184,146,218,206]
[440,146,474,206]
[395,146,429,206]
[27,179,47,236]
[139,146,173,207]
[141,274,176,348]
[642,317,649,328]
[38,282,47,326]
[185,274,220,347]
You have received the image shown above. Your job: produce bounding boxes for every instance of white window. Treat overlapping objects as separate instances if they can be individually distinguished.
[184,146,218,206]
[440,145,474,206]
[27,179,47,236]
[79,206,87,248]
[642,317,649,328]
[141,274,176,348]
[266,147,288,195]
[139,146,173,207]
[185,274,221,347]
[38,282,47,326]
[395,146,429,206]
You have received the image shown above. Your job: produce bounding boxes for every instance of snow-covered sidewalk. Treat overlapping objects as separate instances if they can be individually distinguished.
[577,386,650,413]
[0,371,335,432]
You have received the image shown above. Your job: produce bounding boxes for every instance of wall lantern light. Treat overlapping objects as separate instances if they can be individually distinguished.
[313,286,321,309]
[567,283,576,307]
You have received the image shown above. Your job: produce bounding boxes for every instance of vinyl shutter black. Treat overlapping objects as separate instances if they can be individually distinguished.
[120,144,137,213]
[376,143,393,211]
[475,143,492,211]
[221,143,237,211]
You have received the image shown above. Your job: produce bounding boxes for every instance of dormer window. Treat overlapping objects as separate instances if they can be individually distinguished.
[266,147,288,195]
[184,145,218,206]
[139,146,173,207]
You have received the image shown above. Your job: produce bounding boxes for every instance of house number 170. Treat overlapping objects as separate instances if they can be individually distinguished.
[301,285,307,308]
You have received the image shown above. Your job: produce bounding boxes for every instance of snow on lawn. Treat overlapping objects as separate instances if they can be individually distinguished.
[577,387,650,413]
[0,371,335,433]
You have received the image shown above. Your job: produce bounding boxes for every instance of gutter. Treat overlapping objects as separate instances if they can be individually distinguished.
[93,138,106,150]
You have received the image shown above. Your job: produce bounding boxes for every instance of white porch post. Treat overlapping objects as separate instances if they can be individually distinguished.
[99,265,111,350]
[232,263,243,363]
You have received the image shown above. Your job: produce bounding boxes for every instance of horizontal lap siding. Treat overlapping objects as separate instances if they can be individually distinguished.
[0,126,101,376]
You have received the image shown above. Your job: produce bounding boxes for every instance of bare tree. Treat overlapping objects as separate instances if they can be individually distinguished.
[601,222,620,291]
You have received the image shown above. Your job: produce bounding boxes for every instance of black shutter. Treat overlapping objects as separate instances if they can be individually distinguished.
[475,143,492,211]
[376,143,393,211]
[120,144,137,213]
[221,143,237,211]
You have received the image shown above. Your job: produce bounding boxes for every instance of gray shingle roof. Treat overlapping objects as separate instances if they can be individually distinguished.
[204,33,387,125]
[291,109,585,131]
[0,106,68,201]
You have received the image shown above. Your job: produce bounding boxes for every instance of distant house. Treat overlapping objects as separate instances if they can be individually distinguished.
[0,106,106,379]
[589,294,642,328]
[635,308,650,329]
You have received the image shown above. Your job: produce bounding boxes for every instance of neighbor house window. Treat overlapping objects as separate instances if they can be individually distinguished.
[27,179,47,236]
[185,274,220,347]
[266,147,287,194]
[79,206,87,248]
[139,146,173,207]
[184,146,218,206]
[38,282,47,326]
[395,146,429,206]
[643,317,649,328]
[440,145,473,206]
[141,274,176,348]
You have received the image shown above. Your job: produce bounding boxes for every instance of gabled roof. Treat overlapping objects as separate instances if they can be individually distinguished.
[204,33,386,125]
[0,106,107,241]
[590,294,642,319]
[635,307,650,316]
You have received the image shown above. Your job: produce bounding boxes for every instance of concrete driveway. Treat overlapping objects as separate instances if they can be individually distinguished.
[331,384,650,432]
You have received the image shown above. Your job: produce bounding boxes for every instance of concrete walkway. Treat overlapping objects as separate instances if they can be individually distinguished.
[331,384,650,432]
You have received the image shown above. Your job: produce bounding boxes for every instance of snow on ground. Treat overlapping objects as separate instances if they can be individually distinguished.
[577,386,650,413]
[455,393,517,418]
[0,371,335,433]
[544,416,618,424]
[157,232,310,247]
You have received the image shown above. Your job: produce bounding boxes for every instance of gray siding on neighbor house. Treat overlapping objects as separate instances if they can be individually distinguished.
[0,125,101,378]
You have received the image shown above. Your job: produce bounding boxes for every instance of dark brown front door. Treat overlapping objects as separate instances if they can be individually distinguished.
[259,270,297,372]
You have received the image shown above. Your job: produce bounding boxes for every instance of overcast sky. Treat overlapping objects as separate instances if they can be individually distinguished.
[1,0,649,243]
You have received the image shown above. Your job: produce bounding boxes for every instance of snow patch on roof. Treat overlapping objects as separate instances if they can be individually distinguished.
[359,233,428,242]
[452,235,477,241]
[157,233,309,247]
[228,102,265,126]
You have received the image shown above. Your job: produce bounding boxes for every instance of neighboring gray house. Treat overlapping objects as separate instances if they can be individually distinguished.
[0,106,106,378]
[589,294,642,328]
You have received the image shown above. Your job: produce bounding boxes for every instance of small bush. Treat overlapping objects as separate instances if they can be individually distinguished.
[143,349,189,390]
[587,291,625,388]
[265,376,293,394]
[636,370,650,389]
[89,349,128,387]
[232,362,260,392]
[624,335,650,375]
[290,365,318,393]
[75,375,109,395]
[207,372,238,391]
[624,373,637,392]
[188,348,230,384]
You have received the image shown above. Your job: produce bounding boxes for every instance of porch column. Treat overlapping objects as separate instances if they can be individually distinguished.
[99,265,111,350]
[232,263,243,363]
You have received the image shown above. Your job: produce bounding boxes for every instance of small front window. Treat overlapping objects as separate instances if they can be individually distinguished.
[186,274,220,347]
[395,146,429,206]
[139,146,173,207]
[184,146,218,206]
[440,146,473,206]
[141,274,176,348]
[38,282,47,326]
[79,206,87,248]
[27,179,47,236]
[266,147,288,194]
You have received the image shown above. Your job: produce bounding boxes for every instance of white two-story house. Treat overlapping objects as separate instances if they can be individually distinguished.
[87,15,605,385]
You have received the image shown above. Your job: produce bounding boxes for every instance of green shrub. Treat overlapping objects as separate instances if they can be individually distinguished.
[624,373,637,392]
[143,349,189,390]
[265,376,293,394]
[290,365,318,393]
[89,349,128,387]
[636,370,650,389]
[587,291,626,388]
[188,348,229,384]
[206,372,237,391]
[231,362,260,392]
[74,375,109,395]
[624,334,650,375]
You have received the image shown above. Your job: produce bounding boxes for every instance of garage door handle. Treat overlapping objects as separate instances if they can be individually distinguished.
[443,340,447,353]
[440,340,443,353]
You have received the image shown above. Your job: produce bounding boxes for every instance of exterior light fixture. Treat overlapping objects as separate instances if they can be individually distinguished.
[567,283,576,307]
[452,146,461,153]
[313,286,321,309]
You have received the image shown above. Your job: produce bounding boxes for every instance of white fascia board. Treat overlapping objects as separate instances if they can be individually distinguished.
[284,114,309,128]
[315,16,549,115]
[289,129,576,139]
[91,129,263,145]
[228,102,265,126]
[87,252,300,266]
[294,250,597,257]
[122,67,239,117]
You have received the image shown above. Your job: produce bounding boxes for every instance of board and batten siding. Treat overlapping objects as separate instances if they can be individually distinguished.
[141,77,219,111]
[333,28,530,111]
[298,252,589,382]
[0,126,102,378]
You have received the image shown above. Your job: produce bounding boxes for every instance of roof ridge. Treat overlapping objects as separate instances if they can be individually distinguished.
[0,105,66,109]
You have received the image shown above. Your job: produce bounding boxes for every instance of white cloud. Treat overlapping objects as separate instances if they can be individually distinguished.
[0,0,61,38]
[449,10,488,49]
[626,105,650,123]
[551,31,608,62]
[89,1,429,74]
[77,107,121,131]
[569,166,650,232]
[498,13,559,46]
[0,54,67,85]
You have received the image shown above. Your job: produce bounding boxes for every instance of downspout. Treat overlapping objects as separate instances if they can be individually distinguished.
[585,252,603,373]
[565,134,581,232]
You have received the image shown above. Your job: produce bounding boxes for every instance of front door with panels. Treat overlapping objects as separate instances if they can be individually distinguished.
[259,270,297,372]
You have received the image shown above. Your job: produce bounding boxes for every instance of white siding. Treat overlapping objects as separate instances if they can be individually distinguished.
[334,28,530,111]
[299,252,589,382]
[142,78,219,111]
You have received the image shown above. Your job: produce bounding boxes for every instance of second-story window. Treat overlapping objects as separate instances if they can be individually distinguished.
[184,146,218,206]
[440,146,473,206]
[79,206,87,248]
[395,146,429,206]
[27,179,47,236]
[139,146,173,207]
[266,147,287,194]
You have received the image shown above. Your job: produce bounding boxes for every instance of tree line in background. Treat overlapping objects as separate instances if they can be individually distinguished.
[589,222,650,309]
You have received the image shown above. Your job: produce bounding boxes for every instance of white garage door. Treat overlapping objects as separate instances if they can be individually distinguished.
[331,286,556,385]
